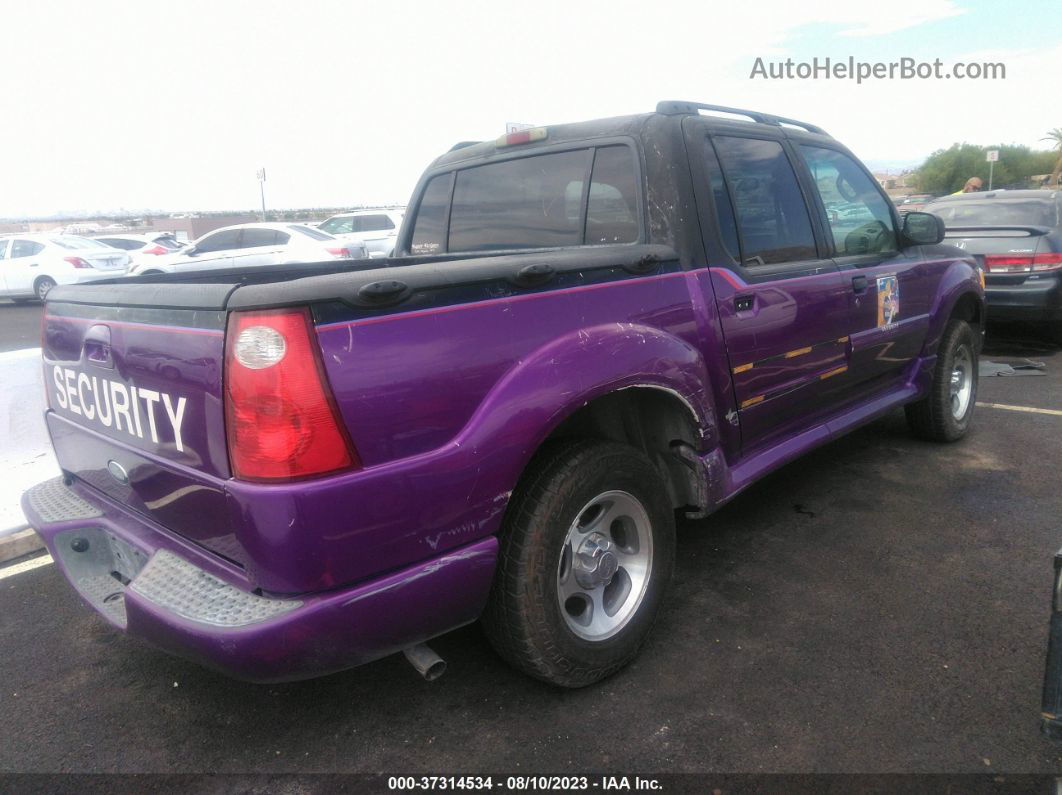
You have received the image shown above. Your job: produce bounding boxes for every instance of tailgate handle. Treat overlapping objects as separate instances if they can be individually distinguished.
[83,324,114,368]
[84,341,112,367]
[852,275,868,293]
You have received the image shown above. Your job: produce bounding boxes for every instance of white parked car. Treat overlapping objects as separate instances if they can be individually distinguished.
[0,234,130,301]
[318,209,404,258]
[94,233,186,270]
[129,223,369,276]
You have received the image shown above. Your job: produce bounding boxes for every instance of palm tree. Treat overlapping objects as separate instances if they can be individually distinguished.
[1043,128,1062,187]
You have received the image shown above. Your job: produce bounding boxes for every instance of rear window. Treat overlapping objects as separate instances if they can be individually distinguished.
[449,149,591,253]
[927,199,1058,227]
[289,224,333,241]
[50,236,111,250]
[97,238,143,250]
[411,145,641,255]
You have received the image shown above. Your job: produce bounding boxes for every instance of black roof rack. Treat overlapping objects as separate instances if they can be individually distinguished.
[655,101,828,136]
[449,141,483,152]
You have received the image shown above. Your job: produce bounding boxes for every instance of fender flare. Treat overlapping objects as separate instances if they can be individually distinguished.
[922,258,985,358]
[450,322,718,492]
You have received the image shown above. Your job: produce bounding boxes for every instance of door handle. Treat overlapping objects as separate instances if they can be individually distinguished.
[852,275,868,293]
[29,263,39,267]
[734,295,754,312]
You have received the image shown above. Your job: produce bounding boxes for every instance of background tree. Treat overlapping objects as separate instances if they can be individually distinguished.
[1042,128,1062,187]
[914,143,1056,194]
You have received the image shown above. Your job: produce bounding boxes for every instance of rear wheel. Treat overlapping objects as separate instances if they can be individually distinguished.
[905,319,979,441]
[34,277,57,301]
[482,440,675,687]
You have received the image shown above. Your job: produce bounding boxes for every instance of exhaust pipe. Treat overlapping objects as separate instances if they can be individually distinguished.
[403,643,446,681]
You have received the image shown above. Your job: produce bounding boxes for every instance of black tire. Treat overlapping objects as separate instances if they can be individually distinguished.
[34,277,57,301]
[905,319,979,442]
[482,439,675,687]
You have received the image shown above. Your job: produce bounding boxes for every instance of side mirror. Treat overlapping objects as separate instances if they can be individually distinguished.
[183,246,198,256]
[901,211,945,246]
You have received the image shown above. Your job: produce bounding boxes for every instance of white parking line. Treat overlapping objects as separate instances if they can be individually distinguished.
[977,402,1062,417]
[0,553,53,582]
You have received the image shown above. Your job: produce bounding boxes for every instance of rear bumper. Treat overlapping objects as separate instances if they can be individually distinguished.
[985,275,1062,324]
[21,477,497,682]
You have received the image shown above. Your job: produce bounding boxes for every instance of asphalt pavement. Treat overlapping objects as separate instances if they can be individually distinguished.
[0,301,44,353]
[1,304,1061,776]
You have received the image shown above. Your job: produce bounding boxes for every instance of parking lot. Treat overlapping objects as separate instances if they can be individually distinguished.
[1,301,1061,776]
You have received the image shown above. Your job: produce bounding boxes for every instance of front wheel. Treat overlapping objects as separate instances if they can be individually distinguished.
[905,319,979,441]
[482,440,675,687]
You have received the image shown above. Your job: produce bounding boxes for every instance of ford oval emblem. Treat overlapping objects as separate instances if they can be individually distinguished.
[106,460,129,485]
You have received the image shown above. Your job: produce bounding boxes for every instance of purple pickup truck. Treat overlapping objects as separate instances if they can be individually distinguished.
[23,101,985,687]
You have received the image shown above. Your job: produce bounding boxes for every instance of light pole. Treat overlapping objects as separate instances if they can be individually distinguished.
[256,168,267,220]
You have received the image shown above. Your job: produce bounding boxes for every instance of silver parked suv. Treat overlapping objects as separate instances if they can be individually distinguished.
[318,209,404,258]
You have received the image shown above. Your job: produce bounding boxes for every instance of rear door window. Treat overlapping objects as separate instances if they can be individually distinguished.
[411,173,454,255]
[712,136,818,266]
[240,228,287,248]
[448,149,591,253]
[585,146,640,245]
[195,230,240,253]
[10,240,44,258]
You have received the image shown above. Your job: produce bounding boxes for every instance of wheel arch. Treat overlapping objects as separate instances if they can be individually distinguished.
[463,321,719,518]
[537,385,710,514]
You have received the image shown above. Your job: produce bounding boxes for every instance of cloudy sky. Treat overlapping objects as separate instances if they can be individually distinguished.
[1,0,1058,217]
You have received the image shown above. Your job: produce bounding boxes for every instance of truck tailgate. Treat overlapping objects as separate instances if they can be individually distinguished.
[42,301,246,566]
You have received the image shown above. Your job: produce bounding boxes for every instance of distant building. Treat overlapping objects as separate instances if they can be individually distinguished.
[873,171,919,198]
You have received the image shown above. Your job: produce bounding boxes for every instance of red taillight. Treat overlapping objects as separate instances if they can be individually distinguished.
[142,245,168,256]
[224,307,359,481]
[64,256,90,268]
[985,253,1062,273]
[325,246,352,259]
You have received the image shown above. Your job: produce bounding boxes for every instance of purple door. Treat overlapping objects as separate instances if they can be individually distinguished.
[687,125,854,455]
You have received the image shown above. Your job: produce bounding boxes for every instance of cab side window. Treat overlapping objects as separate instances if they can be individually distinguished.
[712,136,818,266]
[0,240,8,259]
[800,145,897,256]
